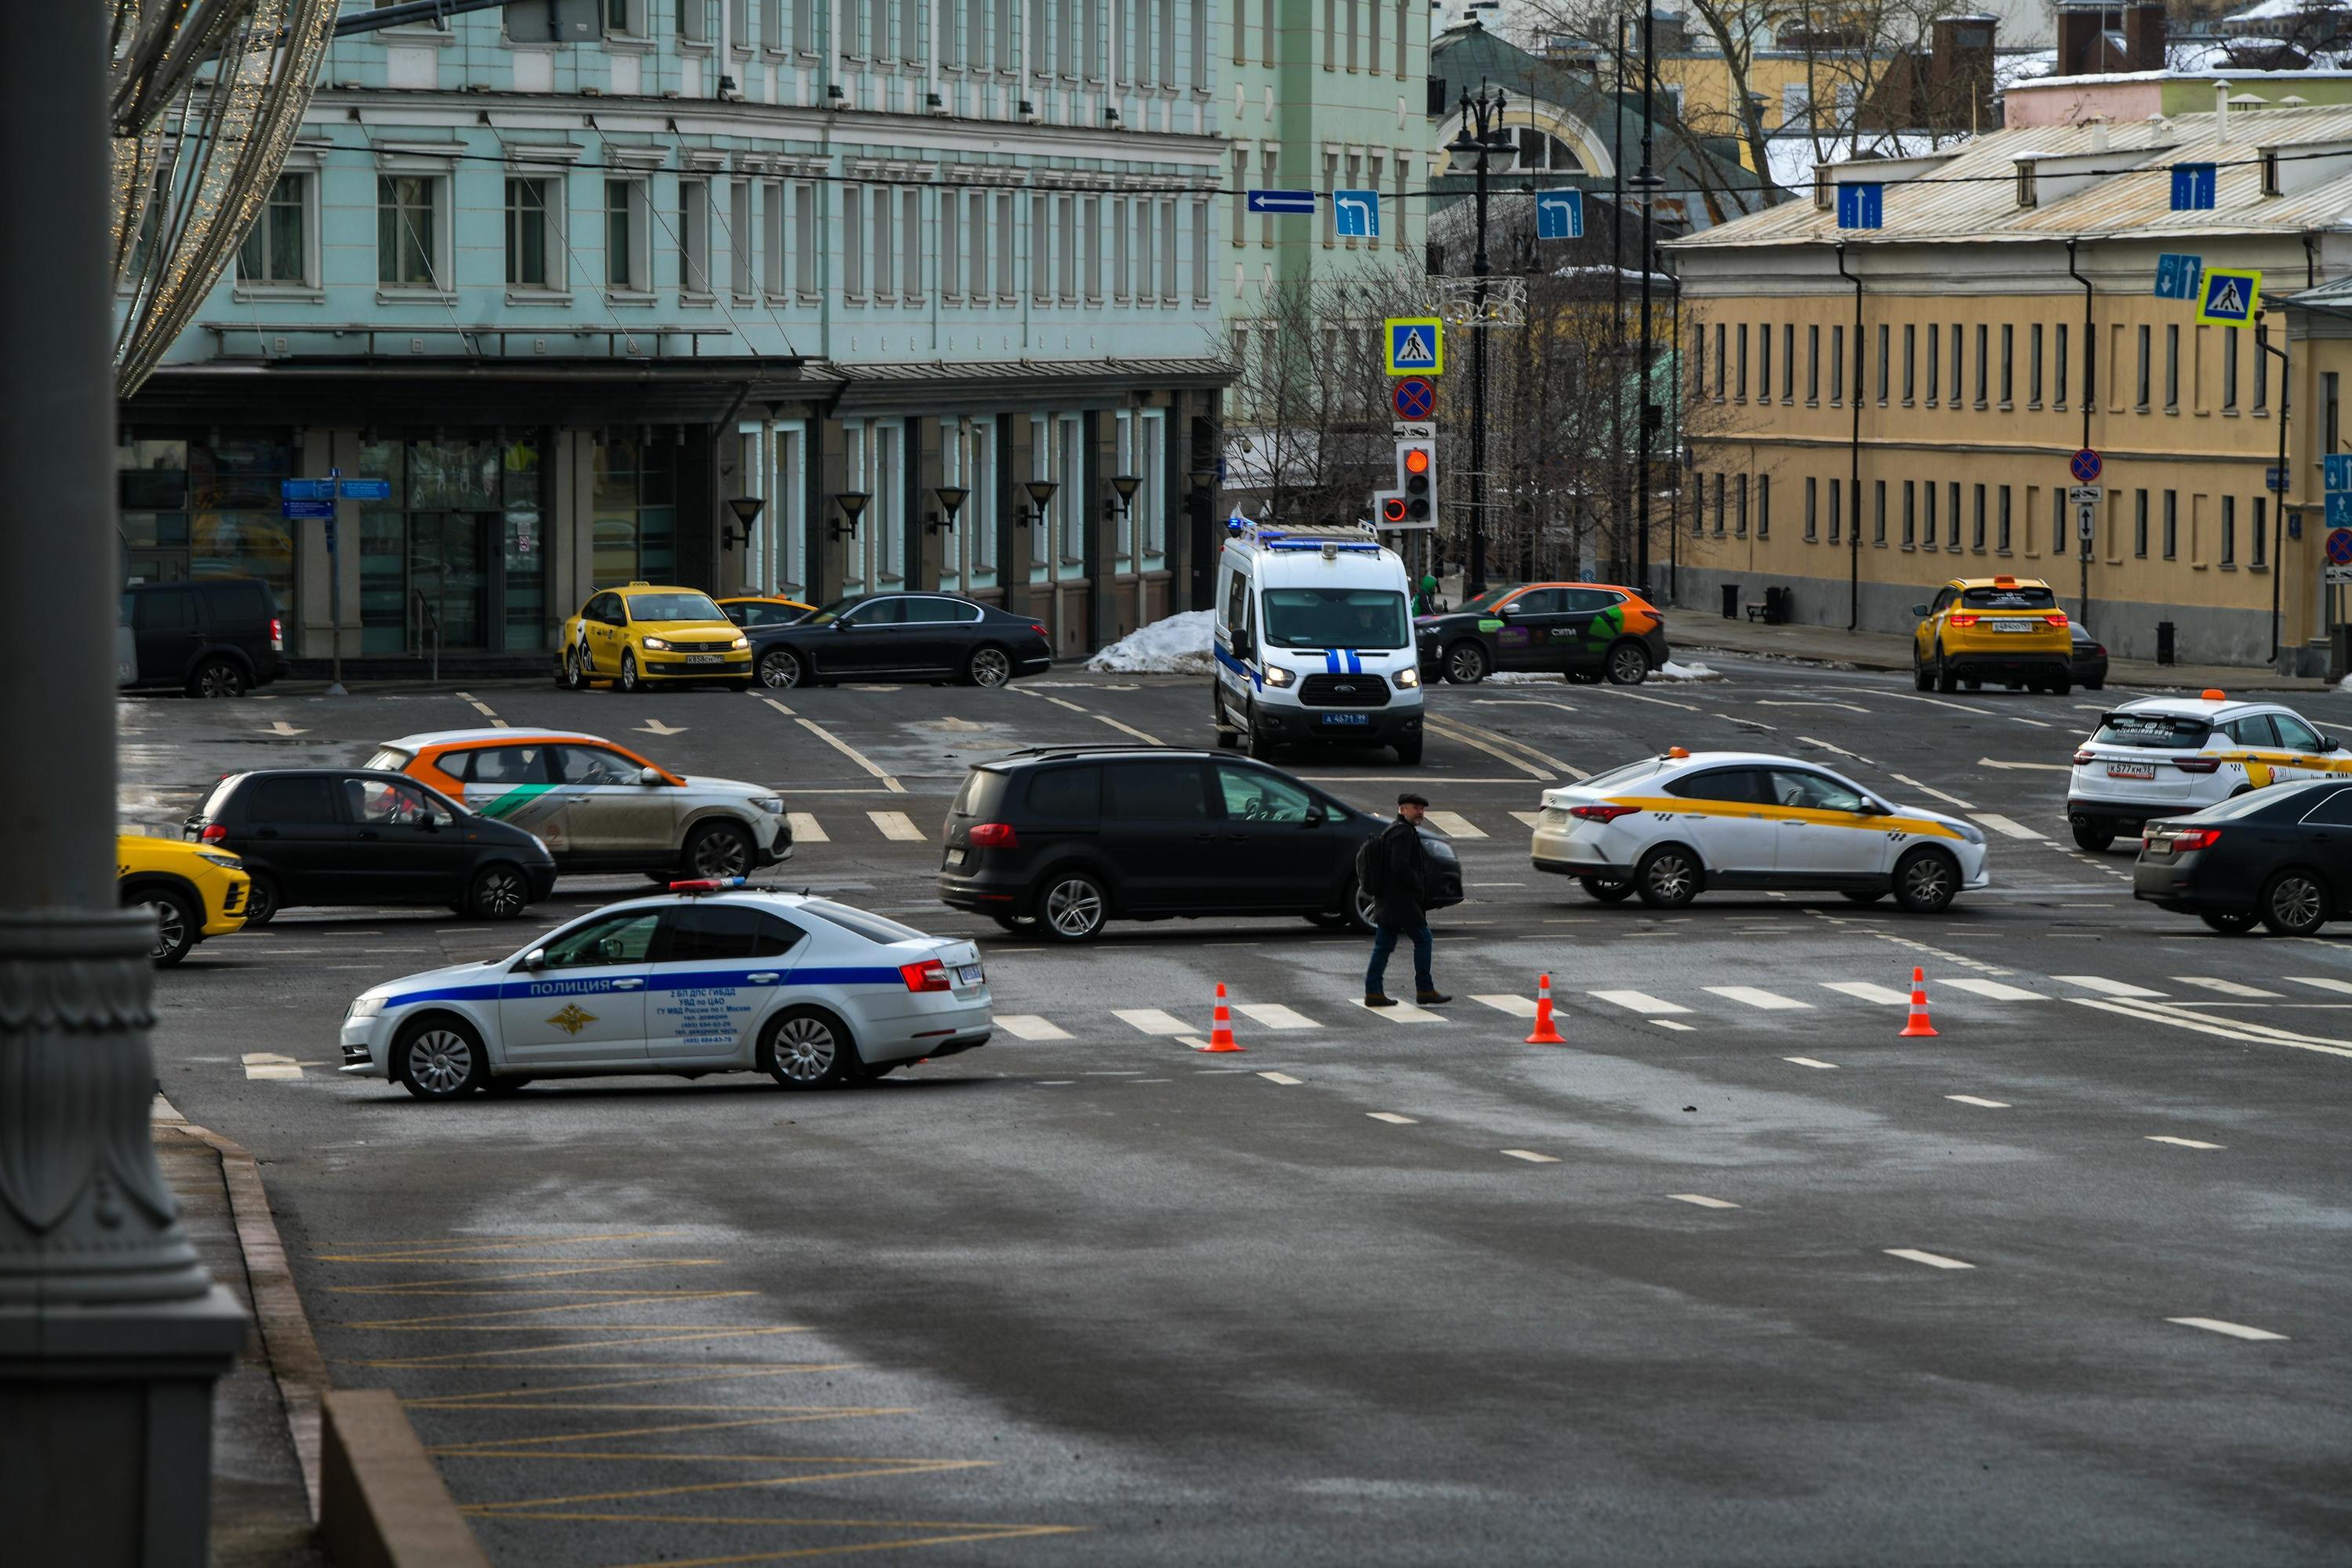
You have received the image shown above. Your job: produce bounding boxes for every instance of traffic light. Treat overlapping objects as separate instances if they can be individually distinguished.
[1370,437,1437,529]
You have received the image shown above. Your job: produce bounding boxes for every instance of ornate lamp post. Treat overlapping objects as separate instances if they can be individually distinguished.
[1444,85,1518,598]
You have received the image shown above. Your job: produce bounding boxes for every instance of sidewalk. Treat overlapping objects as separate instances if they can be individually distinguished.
[1679,615,2339,694]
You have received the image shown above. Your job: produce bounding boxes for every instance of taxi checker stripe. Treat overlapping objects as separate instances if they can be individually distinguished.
[1601,794,1969,841]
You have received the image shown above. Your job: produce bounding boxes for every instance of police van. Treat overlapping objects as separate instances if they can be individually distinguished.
[1212,520,1425,764]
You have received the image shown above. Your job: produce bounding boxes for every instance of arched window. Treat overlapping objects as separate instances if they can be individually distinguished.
[1512,126,1584,172]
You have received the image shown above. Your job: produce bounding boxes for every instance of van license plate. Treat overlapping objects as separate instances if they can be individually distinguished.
[684,654,722,664]
[943,848,967,867]
[1991,619,2034,632]
[2106,762,2156,779]
[1321,713,1370,726]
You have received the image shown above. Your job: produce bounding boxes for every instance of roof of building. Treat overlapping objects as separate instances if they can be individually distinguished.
[1670,101,2352,250]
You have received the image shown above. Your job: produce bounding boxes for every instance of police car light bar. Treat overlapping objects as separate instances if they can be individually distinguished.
[669,876,749,894]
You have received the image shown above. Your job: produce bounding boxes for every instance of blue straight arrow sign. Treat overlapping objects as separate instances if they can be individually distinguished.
[2328,454,2352,492]
[1835,183,1883,230]
[1247,189,1316,215]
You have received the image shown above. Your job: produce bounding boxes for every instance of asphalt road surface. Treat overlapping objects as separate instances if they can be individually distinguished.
[126,656,2352,1565]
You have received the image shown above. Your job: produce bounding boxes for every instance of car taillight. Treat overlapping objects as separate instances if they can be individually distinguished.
[967,822,1018,848]
[1947,612,1979,627]
[899,959,952,993]
[199,823,227,843]
[2072,750,2095,765]
[1568,804,1640,822]
[2172,828,2223,851]
[1030,623,1048,637]
[2044,612,2069,628]
[270,615,284,651]
[2174,758,2223,774]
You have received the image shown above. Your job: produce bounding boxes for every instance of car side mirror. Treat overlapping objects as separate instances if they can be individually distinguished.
[1858,799,1890,815]
[1304,803,1327,826]
[521,948,546,971]
[639,767,664,786]
[2326,736,2342,753]
[1911,603,1930,618]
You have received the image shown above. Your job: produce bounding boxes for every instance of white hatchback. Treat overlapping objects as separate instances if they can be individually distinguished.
[341,884,991,1098]
[2066,691,2347,851]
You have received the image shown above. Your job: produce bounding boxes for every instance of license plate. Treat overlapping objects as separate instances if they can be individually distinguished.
[1321,713,1370,726]
[684,654,722,665]
[944,848,967,867]
[1990,619,2034,633]
[2106,762,2156,779]
[956,964,984,985]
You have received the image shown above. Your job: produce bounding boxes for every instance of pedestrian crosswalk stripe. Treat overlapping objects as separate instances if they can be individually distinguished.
[2175,975,2282,998]
[1422,810,1487,839]
[2286,975,2352,995]
[1784,1056,1838,1069]
[1969,812,2048,840]
[1704,985,1812,1011]
[1940,978,2048,1001]
[1509,811,1544,828]
[2055,975,2165,999]
[1472,993,1538,1017]
[996,1014,1072,1040]
[1945,1094,2011,1109]
[1652,1019,1696,1031]
[1589,989,1691,1015]
[1235,1002,1320,1030]
[1667,1193,1740,1209]
[1367,1111,1419,1124]
[1112,1008,1193,1035]
[1500,1149,1561,1163]
[243,1052,303,1080]
[868,810,925,842]
[2147,1134,2224,1149]
[1258,1071,1303,1085]
[1886,1248,1975,1270]
[1353,998,1450,1022]
[1820,981,1911,1005]
[786,811,829,844]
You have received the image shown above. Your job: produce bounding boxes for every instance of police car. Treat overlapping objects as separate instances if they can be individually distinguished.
[341,880,991,1099]
[2067,690,2347,851]
[1528,748,1991,912]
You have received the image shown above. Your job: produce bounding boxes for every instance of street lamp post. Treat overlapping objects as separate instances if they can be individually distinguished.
[2256,310,2292,663]
[1633,2,1661,597]
[1446,85,1518,599]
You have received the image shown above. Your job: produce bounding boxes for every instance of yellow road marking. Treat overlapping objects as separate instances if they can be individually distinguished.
[514,1522,1085,1566]
[459,1459,986,1510]
[337,1290,757,1329]
[334,1260,724,1292]
[313,1229,686,1261]
[405,1367,858,1407]
[347,1326,815,1367]
[433,1412,913,1454]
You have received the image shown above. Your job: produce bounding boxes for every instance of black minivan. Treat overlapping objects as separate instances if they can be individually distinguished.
[122,579,287,696]
[186,768,557,924]
[936,746,1464,941]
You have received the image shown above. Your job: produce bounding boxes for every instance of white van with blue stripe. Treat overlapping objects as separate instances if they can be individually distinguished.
[1211,520,1425,765]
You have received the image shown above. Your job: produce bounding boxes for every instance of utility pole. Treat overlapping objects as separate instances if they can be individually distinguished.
[1634,3,1660,597]
[1610,14,1628,582]
[0,2,245,1558]
[1446,85,1515,598]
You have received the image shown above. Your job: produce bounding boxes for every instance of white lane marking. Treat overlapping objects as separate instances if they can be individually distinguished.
[1472,698,1580,713]
[1940,978,2049,1002]
[995,1014,1072,1040]
[2056,975,2166,999]
[1795,734,1874,763]
[1258,1071,1303,1085]
[1509,811,1544,828]
[1367,1111,1419,1125]
[2069,996,2352,1058]
[1038,693,1163,745]
[2147,1134,2225,1149]
[796,716,908,793]
[2176,975,2283,998]
[1822,981,1911,1005]
[241,1052,303,1081]
[868,810,925,842]
[1975,757,2071,772]
[2009,717,2054,729]
[2168,1317,2288,1341]
[1886,691,1997,716]
[1667,1193,1741,1209]
[1715,711,1777,731]
[1500,1149,1561,1163]
[1602,689,1700,712]
[1704,985,1813,1011]
[1589,989,1691,1015]
[1890,773,1976,811]
[759,695,797,717]
[1353,998,1449,1023]
[1036,1080,1076,1086]
[1423,715,1581,780]
[1235,1003,1320,1030]
[1112,1008,1193,1036]
[1422,810,1488,840]
[1653,1019,1697,1032]
[1969,812,2048,841]
[455,691,504,725]
[2286,975,2352,995]
[1473,993,1539,1018]
[1945,1094,2012,1109]
[785,811,829,844]
[1886,1248,1976,1270]
[1784,1056,1838,1069]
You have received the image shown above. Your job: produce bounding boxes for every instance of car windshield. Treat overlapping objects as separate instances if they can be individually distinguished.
[1458,585,1526,614]
[363,746,414,772]
[1578,757,1668,792]
[624,592,725,622]
[1261,589,1410,650]
[800,900,928,945]
[1961,584,2058,610]
[2094,712,2212,750]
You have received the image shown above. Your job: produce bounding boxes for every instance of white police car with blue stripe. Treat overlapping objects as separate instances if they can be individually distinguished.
[342,880,992,1098]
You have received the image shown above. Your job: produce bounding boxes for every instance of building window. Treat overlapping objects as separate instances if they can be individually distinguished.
[2223,330,2239,410]
[1903,480,1915,546]
[1690,322,1704,399]
[1926,324,1938,406]
[937,187,960,300]
[1805,476,1817,541]
[679,0,708,42]
[1831,325,1843,403]
[1806,324,1819,402]
[761,179,786,295]
[504,176,557,290]
[1759,324,1773,404]
[1949,320,1962,404]
[2164,489,2178,558]
[1876,324,1889,402]
[2028,322,2042,405]
[871,183,896,301]
[1874,479,1886,544]
[590,434,678,587]
[2135,488,2149,557]
[1758,474,1769,538]
[1999,323,2013,405]
[1973,483,1986,550]
[1734,473,1748,535]
[1974,323,1988,405]
[842,186,865,299]
[1997,485,2011,552]
[2254,324,2270,410]
[1781,322,1795,401]
[1946,482,1960,549]
[2254,495,2269,567]
[376,172,442,289]
[1922,477,1936,548]
[731,181,755,299]
[793,181,817,296]
[2055,322,2069,406]
[2327,371,2341,452]
[236,172,310,287]
[604,178,644,291]
[1030,193,1051,302]
[2222,494,2237,565]
[1712,472,1726,534]
[2136,323,2151,408]
[1736,323,1748,400]
[1828,476,1842,543]
[679,177,710,296]
[2165,323,2180,409]
[1903,324,1915,403]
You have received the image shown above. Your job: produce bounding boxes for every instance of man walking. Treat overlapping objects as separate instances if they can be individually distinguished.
[1365,793,1450,1008]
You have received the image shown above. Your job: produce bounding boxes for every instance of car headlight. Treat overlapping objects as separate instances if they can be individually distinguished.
[641,636,671,652]
[731,634,750,650]
[347,996,385,1022]
[1393,666,1420,688]
[753,795,785,814]
[1954,822,1986,846]
[1261,665,1296,688]
[198,851,242,869]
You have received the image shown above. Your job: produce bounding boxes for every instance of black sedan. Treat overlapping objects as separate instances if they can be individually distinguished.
[747,592,1052,689]
[2134,779,2352,935]
[2071,623,2110,691]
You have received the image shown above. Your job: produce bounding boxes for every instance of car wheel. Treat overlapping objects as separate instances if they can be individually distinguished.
[1444,641,1489,684]
[394,1018,487,1101]
[240,873,280,927]
[1841,889,1888,904]
[189,657,245,699]
[2200,910,2259,935]
[761,1006,858,1089]
[466,863,530,920]
[1892,847,1960,914]
[1346,877,1379,934]
[759,647,804,688]
[1392,735,1423,765]
[1962,679,1982,691]
[560,647,587,690]
[2051,676,2073,697]
[1305,910,1351,929]
[2071,819,2117,853]
[1934,649,1958,693]
[618,650,643,693]
[1036,871,1109,941]
[1913,653,1933,692]
[2261,868,2329,937]
[481,1076,533,1094]
[1603,641,1650,685]
[128,884,199,966]
[1578,876,1635,903]
[964,644,1014,688]
[683,820,754,880]
[1633,845,1700,909]
[1245,704,1278,761]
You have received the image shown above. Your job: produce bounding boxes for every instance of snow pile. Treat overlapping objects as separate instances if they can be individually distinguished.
[1655,659,1722,681]
[2336,672,2352,692]
[1088,609,1216,674]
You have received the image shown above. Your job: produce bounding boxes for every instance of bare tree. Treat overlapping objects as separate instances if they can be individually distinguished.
[1221,275,1413,527]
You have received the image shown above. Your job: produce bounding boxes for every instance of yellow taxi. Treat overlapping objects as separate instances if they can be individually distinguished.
[556,583,752,692]
[118,833,249,966]
[1911,575,2074,695]
[716,594,818,630]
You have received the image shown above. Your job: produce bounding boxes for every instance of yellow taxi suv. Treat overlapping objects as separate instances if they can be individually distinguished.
[557,584,753,692]
[1911,575,2074,696]
[1529,747,1991,913]
[118,833,249,966]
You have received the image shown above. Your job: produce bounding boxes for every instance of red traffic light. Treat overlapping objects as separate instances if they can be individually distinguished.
[1381,497,1410,523]
[1402,447,1432,476]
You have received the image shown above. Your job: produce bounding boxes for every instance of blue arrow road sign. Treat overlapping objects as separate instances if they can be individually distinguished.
[2154,252,2204,301]
[280,478,333,502]
[281,499,335,521]
[1535,189,1585,241]
[1835,183,1882,230]
[338,478,391,502]
[2328,454,2352,492]
[1333,189,1379,238]
[2171,163,2217,211]
[1247,189,1316,215]
[2331,493,2352,528]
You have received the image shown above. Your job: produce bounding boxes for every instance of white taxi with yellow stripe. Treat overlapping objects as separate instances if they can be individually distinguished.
[2066,690,2347,851]
[1530,748,1989,913]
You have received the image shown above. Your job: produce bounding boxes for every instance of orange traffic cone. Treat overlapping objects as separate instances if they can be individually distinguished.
[1200,982,1245,1052]
[1525,974,1566,1044]
[1899,966,1938,1038]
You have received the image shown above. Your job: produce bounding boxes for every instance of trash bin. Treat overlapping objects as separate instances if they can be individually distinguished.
[2155,620,2176,666]
[1722,583,1740,620]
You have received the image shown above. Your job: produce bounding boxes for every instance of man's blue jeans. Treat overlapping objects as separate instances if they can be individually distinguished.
[1367,924,1434,996]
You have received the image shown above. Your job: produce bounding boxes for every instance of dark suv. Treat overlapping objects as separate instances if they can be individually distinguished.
[186,768,557,924]
[122,579,287,696]
[937,746,1464,941]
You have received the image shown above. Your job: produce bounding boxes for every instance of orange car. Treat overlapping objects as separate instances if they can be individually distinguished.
[1414,581,1669,685]
[717,595,818,630]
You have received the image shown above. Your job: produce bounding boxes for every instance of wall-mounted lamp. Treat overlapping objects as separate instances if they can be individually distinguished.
[1018,478,1058,533]
[927,485,968,535]
[1107,474,1142,516]
[724,495,765,551]
[830,491,869,541]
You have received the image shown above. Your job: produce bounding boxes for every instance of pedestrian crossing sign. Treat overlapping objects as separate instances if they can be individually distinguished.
[1385,317,1443,376]
[2195,267,2261,328]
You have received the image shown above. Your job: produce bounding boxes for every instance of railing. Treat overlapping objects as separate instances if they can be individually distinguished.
[412,590,440,684]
